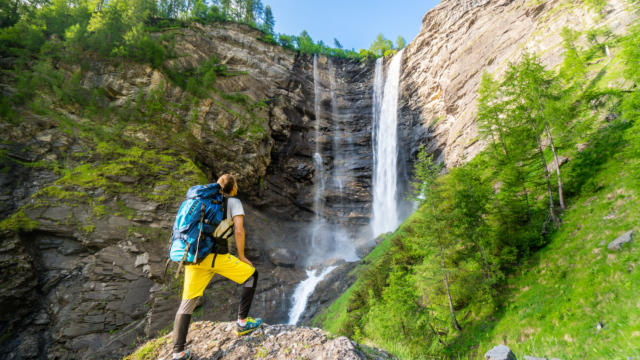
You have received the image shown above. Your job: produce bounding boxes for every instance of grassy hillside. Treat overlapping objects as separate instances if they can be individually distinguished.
[314,12,640,360]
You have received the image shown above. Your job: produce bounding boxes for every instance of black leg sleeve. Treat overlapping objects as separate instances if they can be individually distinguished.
[238,270,258,320]
[172,313,191,353]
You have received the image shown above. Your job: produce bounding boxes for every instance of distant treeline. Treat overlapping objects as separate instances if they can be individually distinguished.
[0,0,405,62]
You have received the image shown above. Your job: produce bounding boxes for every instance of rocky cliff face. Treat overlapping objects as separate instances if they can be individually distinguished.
[399,0,636,168]
[0,23,377,360]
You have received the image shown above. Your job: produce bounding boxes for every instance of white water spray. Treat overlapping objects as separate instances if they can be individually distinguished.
[371,50,404,237]
[287,266,337,325]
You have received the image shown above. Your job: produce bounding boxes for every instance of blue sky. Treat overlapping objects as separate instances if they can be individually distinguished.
[264,0,440,51]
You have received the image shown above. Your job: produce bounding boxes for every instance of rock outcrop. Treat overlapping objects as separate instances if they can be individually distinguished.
[128,321,391,360]
[399,0,636,168]
[608,230,635,250]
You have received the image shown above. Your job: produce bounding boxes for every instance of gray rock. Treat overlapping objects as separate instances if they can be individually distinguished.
[608,230,634,250]
[268,248,298,267]
[524,357,547,360]
[40,206,73,222]
[132,321,391,360]
[547,156,569,174]
[134,252,149,267]
[485,344,517,360]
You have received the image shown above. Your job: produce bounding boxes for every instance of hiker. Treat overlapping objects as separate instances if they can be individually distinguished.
[171,174,262,360]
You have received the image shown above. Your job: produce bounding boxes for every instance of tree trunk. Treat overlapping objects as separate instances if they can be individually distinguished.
[538,142,560,225]
[496,129,532,219]
[467,185,492,280]
[547,127,565,210]
[437,237,462,331]
[518,169,532,220]
[497,127,509,157]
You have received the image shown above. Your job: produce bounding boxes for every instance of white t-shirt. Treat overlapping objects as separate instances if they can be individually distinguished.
[227,197,244,220]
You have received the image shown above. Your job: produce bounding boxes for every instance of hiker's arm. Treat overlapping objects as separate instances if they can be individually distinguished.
[233,215,252,266]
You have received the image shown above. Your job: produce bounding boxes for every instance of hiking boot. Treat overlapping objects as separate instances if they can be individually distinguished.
[236,317,262,336]
[172,349,191,360]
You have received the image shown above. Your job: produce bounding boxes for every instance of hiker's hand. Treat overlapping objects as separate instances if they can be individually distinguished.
[239,256,252,266]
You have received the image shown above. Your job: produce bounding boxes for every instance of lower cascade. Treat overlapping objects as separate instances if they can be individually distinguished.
[287,266,337,325]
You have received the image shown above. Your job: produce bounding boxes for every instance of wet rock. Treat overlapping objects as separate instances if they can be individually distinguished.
[485,344,517,360]
[608,230,634,250]
[299,261,358,325]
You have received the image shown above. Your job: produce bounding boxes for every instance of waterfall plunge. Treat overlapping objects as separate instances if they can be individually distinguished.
[307,55,358,264]
[287,55,360,325]
[371,50,404,237]
[287,266,337,325]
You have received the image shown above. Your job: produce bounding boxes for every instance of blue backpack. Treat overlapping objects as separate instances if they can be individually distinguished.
[169,183,228,266]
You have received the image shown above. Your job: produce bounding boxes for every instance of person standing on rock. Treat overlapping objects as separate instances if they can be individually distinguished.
[171,174,262,360]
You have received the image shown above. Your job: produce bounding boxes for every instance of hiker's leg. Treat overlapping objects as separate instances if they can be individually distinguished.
[210,253,257,319]
[238,269,258,320]
[172,254,216,353]
[172,298,199,353]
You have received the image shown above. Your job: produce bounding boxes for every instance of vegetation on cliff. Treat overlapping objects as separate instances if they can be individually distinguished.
[0,0,404,67]
[315,13,640,360]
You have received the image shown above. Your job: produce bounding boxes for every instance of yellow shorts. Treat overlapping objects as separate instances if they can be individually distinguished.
[182,253,255,300]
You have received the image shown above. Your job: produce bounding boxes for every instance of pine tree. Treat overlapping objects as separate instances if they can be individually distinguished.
[263,4,274,34]
[503,53,563,224]
[252,0,264,24]
[243,0,255,24]
[220,0,231,19]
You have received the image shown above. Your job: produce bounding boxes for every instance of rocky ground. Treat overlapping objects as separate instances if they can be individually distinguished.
[127,321,392,360]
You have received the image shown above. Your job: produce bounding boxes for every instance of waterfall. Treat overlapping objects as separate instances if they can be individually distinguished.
[287,55,360,325]
[307,55,358,264]
[371,50,404,237]
[329,60,344,198]
[310,55,325,253]
[287,266,337,325]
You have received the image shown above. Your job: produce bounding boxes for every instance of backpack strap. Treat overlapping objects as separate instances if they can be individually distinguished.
[223,196,229,220]
[193,202,206,263]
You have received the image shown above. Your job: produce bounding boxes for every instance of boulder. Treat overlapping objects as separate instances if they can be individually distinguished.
[128,321,392,360]
[608,230,634,251]
[485,345,517,360]
[547,156,569,174]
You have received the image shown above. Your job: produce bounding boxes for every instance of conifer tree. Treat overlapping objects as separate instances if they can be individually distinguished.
[263,4,274,34]
[503,53,562,224]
